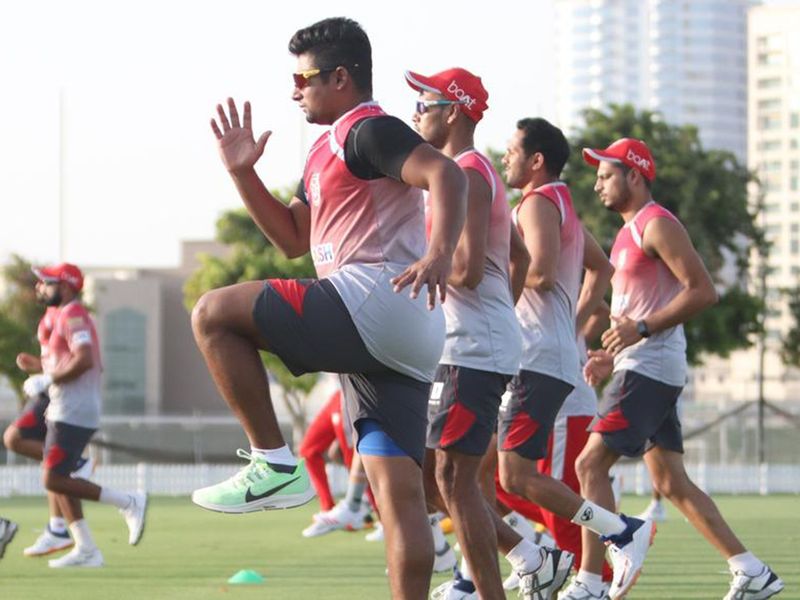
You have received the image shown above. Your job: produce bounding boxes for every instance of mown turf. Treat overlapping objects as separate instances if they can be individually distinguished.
[0,495,796,599]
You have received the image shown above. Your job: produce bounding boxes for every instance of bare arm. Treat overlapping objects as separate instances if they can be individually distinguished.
[601,217,718,354]
[391,144,468,309]
[517,195,561,291]
[508,223,530,304]
[16,352,42,374]
[211,98,310,258]
[580,301,610,343]
[449,169,491,290]
[50,344,94,384]
[576,227,614,332]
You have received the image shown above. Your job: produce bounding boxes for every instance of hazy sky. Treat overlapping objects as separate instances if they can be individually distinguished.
[0,0,557,268]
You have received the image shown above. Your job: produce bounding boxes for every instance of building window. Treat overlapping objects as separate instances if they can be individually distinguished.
[763,203,779,213]
[759,116,781,130]
[792,177,798,192]
[793,113,800,128]
[792,239,800,255]
[103,308,147,415]
[757,77,781,89]
[758,140,781,151]
[791,203,800,212]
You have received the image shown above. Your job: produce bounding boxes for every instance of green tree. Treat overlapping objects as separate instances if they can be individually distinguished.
[184,190,318,444]
[0,255,44,407]
[781,286,800,368]
[488,104,764,364]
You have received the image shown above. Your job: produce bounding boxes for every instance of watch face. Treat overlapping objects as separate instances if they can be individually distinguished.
[637,321,649,337]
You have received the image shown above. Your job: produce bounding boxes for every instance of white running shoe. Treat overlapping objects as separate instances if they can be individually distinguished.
[23,528,73,556]
[723,566,784,600]
[433,540,457,573]
[558,580,610,599]
[120,492,148,545]
[604,515,656,599]
[48,546,104,568]
[635,500,666,523]
[71,456,96,480]
[0,518,18,559]
[302,501,369,538]
[365,521,384,542]
[430,571,478,599]
[518,548,575,600]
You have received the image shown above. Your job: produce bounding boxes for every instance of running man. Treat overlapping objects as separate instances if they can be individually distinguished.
[4,279,93,557]
[405,66,527,600]
[496,306,615,597]
[192,17,466,598]
[579,138,784,600]
[497,118,654,600]
[28,263,147,568]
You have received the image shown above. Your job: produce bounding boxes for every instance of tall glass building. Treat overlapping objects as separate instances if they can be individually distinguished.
[555,0,752,162]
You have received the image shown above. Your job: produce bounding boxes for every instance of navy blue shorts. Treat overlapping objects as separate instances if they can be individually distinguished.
[426,365,509,456]
[14,393,49,442]
[498,371,574,460]
[253,278,429,466]
[44,421,95,476]
[593,370,683,457]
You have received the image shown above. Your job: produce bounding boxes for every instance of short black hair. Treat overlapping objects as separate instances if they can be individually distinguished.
[618,163,652,190]
[516,118,570,177]
[288,17,372,95]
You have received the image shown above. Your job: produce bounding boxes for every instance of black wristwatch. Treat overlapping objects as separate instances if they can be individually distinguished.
[636,320,651,338]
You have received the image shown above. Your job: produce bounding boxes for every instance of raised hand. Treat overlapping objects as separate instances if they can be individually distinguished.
[210,98,272,174]
[391,252,452,311]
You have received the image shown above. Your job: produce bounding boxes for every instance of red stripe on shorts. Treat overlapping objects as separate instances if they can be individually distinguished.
[440,402,476,447]
[268,279,308,317]
[592,409,630,433]
[44,445,67,470]
[15,410,39,430]
[502,412,540,450]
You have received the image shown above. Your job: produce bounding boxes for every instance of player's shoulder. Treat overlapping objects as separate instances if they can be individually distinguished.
[57,302,91,326]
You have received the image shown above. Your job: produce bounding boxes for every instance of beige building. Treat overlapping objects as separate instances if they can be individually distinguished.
[690,4,800,403]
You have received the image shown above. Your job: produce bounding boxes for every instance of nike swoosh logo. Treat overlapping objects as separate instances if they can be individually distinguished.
[245,476,300,503]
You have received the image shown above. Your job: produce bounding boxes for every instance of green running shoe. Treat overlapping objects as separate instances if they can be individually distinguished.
[192,449,315,513]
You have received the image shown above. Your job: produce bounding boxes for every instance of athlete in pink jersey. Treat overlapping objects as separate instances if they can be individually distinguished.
[4,283,76,557]
[23,263,147,568]
[579,138,783,600]
[405,66,564,600]
[193,18,467,598]
[497,306,615,597]
[496,118,660,600]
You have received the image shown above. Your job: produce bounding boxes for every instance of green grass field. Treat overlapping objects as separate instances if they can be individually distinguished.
[0,495,797,599]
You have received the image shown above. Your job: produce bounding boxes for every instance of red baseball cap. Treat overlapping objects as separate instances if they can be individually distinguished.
[33,263,84,292]
[582,138,656,182]
[404,67,488,123]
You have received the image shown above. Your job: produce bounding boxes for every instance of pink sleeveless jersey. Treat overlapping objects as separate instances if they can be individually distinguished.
[512,182,584,385]
[37,307,58,364]
[610,201,687,386]
[302,102,444,382]
[43,301,102,428]
[435,149,520,375]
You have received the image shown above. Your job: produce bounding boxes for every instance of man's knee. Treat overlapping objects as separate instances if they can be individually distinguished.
[191,290,222,339]
[42,469,64,493]
[497,455,527,498]
[3,425,20,452]
[651,470,690,501]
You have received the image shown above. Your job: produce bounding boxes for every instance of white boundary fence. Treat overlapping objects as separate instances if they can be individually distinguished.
[1,462,798,498]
